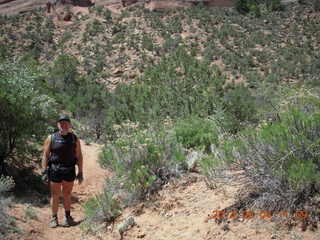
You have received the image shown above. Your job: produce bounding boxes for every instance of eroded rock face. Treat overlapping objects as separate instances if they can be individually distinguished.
[145,0,194,12]
[121,0,138,7]
[202,0,234,7]
[0,0,15,4]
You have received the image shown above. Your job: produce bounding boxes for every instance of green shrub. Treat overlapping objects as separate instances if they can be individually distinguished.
[81,190,121,234]
[100,125,185,200]
[235,0,259,14]
[0,58,57,174]
[235,0,283,15]
[0,43,10,61]
[71,79,111,141]
[223,83,258,132]
[24,205,38,220]
[174,116,220,152]
[266,0,284,11]
[48,54,80,94]
[204,98,320,212]
[0,176,17,238]
[314,0,320,11]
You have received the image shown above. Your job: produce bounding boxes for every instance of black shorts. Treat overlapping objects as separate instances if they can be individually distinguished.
[49,164,76,183]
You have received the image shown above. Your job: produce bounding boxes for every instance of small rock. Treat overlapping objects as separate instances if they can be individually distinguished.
[113,68,123,75]
[118,216,136,235]
[271,234,277,239]
[137,233,146,238]
[222,224,230,231]
[186,151,204,172]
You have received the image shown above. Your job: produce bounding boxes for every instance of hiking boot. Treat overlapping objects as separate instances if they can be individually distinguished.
[49,216,58,228]
[62,215,76,227]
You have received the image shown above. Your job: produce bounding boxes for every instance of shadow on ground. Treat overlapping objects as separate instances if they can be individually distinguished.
[8,166,50,207]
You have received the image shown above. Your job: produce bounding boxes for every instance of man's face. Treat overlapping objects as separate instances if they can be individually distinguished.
[57,120,71,132]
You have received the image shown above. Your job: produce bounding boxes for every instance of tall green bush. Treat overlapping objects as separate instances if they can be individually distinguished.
[204,97,320,211]
[314,0,320,11]
[173,116,220,152]
[0,176,17,238]
[223,83,258,132]
[48,54,80,94]
[0,58,57,174]
[100,124,185,201]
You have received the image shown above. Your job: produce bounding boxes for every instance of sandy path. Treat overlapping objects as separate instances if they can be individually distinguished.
[8,141,108,240]
[38,141,108,240]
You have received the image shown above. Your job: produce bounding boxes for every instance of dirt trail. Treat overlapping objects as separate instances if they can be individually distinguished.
[8,141,320,240]
[8,141,108,240]
[36,141,108,240]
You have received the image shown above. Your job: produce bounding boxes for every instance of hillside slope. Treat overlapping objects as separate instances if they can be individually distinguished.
[2,1,320,239]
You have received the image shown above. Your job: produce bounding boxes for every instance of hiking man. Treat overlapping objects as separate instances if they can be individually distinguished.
[42,115,83,228]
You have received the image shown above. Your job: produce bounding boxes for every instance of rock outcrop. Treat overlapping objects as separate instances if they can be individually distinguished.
[145,0,194,12]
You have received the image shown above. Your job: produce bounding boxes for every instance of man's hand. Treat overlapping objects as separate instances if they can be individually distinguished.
[76,172,83,184]
[41,169,49,184]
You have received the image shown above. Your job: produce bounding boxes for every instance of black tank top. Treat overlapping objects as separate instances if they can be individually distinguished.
[49,132,77,167]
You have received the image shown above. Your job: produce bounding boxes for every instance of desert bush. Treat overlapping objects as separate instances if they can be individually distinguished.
[100,124,185,201]
[204,95,320,212]
[235,0,283,15]
[173,116,220,152]
[0,175,15,193]
[235,0,259,14]
[265,0,284,11]
[72,79,111,141]
[0,58,57,174]
[314,0,320,11]
[86,19,105,37]
[48,54,80,97]
[81,190,121,235]
[24,205,38,220]
[0,175,17,238]
[0,43,11,61]
[222,83,258,132]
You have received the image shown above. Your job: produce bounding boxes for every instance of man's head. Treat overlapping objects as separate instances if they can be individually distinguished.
[57,115,71,134]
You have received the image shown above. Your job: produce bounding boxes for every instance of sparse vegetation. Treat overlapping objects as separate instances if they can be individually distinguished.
[100,123,186,202]
[0,175,17,238]
[1,0,320,237]
[202,92,320,216]
[0,58,57,175]
[81,190,121,235]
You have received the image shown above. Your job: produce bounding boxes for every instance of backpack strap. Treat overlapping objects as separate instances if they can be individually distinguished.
[71,133,78,164]
[71,132,76,145]
[49,133,55,152]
